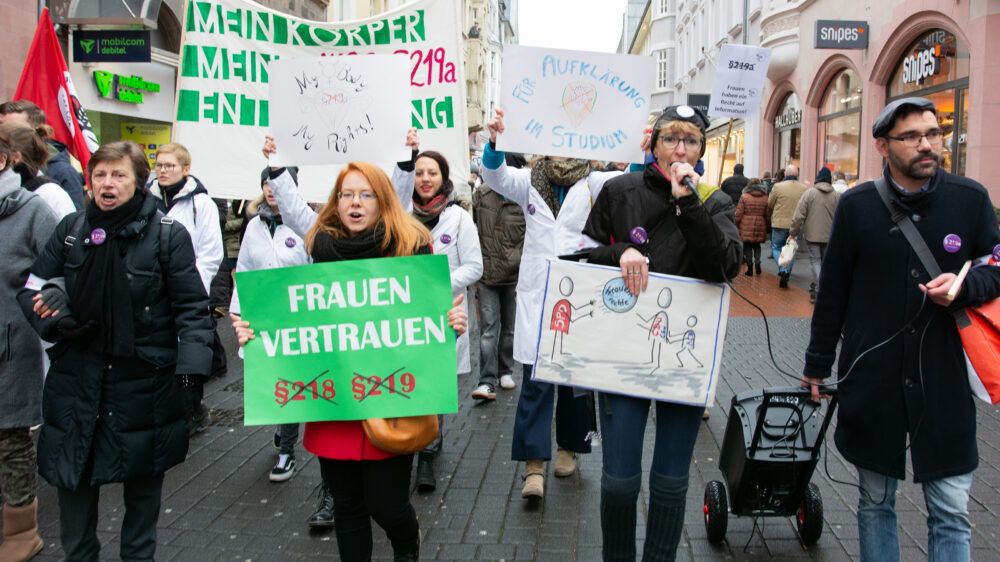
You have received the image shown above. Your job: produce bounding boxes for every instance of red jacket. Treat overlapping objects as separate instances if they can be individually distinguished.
[304,420,394,461]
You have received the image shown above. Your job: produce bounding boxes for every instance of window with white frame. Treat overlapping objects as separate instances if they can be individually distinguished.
[658,0,673,16]
[656,49,672,89]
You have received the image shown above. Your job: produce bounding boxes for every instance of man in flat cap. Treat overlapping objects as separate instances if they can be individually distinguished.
[802,97,1000,561]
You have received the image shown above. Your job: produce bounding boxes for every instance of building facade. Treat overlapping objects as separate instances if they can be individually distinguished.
[760,0,1000,201]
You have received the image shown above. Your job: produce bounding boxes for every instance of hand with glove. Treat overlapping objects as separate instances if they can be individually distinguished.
[33,286,69,318]
[55,316,97,340]
[178,374,206,388]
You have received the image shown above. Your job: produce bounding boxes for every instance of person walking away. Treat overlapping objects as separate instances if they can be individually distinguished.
[238,135,468,561]
[767,164,807,287]
[0,126,58,562]
[150,142,224,434]
[482,108,626,499]
[803,97,1000,562]
[720,163,748,205]
[471,152,527,400]
[583,104,741,561]
[735,177,769,276]
[789,167,840,302]
[761,170,774,195]
[20,140,213,561]
[831,169,849,193]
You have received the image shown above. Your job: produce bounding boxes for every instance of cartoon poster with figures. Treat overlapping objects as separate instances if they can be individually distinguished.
[533,259,730,407]
[497,45,654,162]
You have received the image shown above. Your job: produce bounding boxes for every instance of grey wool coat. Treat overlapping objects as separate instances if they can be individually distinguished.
[0,167,58,428]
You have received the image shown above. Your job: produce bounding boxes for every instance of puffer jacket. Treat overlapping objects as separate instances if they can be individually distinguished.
[473,184,525,286]
[583,164,742,282]
[735,185,770,243]
[24,191,213,489]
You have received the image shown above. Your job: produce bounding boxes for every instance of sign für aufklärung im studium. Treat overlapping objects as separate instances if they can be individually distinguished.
[236,254,457,425]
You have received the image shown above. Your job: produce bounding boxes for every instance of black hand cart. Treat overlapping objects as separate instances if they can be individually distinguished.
[704,385,837,545]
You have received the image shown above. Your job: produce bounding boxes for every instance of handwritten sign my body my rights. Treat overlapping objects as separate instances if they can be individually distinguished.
[498,45,653,162]
[236,254,457,425]
[268,55,411,165]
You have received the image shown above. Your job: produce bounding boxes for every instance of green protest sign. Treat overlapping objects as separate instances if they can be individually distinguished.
[235,254,457,425]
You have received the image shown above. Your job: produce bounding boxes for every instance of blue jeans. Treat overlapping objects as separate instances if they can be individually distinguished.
[511,364,591,461]
[598,393,703,478]
[771,228,794,274]
[857,467,972,562]
[477,283,516,387]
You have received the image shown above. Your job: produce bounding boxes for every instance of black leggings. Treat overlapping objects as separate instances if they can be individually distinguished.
[743,242,761,265]
[318,454,419,561]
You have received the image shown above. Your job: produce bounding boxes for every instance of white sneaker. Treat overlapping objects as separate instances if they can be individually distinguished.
[269,454,295,482]
[499,374,516,390]
[472,383,496,400]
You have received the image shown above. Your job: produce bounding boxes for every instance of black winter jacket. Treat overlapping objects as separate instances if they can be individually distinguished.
[25,191,213,489]
[720,173,749,205]
[804,168,1000,481]
[583,165,742,281]
[473,184,525,285]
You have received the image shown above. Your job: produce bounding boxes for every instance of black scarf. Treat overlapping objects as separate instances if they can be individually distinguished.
[529,159,591,218]
[73,192,148,356]
[159,178,186,211]
[311,224,388,263]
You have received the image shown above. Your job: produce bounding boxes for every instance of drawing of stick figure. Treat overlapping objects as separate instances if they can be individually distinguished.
[673,315,703,369]
[636,288,672,374]
[550,277,594,365]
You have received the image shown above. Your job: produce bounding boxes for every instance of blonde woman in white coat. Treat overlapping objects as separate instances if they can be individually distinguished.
[481,108,626,499]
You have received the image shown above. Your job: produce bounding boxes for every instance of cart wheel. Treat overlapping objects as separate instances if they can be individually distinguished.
[796,482,823,545]
[704,480,728,542]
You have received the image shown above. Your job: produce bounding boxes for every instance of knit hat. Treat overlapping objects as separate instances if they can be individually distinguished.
[651,105,710,157]
[261,165,298,187]
[815,167,832,184]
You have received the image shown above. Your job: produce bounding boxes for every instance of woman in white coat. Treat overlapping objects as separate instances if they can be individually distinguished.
[397,149,483,492]
[481,109,625,499]
[0,123,75,220]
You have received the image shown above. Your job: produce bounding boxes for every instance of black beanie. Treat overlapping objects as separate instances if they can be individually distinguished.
[815,167,832,184]
[261,166,298,187]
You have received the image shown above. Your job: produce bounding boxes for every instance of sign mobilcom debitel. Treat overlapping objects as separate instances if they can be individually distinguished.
[73,30,151,62]
[815,20,869,49]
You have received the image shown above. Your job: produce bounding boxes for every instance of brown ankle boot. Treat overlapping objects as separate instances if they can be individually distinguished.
[522,459,545,498]
[0,498,44,561]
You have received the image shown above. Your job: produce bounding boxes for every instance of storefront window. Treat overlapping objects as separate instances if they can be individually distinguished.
[773,92,801,173]
[887,29,969,175]
[818,69,862,185]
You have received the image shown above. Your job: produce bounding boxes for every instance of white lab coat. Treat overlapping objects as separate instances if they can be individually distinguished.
[481,160,621,364]
[398,175,483,375]
[229,212,309,316]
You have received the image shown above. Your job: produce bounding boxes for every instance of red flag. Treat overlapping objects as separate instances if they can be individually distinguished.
[14,7,99,175]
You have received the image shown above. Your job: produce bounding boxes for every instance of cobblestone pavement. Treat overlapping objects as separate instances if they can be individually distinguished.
[12,248,1000,560]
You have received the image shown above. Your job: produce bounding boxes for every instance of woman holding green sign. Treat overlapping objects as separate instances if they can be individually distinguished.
[234,135,468,562]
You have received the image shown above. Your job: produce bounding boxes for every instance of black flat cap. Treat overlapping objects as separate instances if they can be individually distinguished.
[872,97,937,139]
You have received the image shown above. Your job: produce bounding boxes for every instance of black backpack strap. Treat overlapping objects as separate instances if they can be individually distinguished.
[873,177,942,278]
[159,216,174,272]
[62,212,87,259]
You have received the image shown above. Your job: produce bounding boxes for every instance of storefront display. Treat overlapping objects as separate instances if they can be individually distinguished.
[773,92,801,173]
[817,69,862,185]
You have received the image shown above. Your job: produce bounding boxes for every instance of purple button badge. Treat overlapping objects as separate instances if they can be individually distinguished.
[90,228,106,245]
[630,226,648,245]
[993,244,1000,263]
[285,237,296,248]
[943,234,962,253]
[527,203,536,215]
[440,234,452,244]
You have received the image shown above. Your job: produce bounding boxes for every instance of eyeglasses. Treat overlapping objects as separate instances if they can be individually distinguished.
[885,130,944,148]
[658,135,701,150]
[154,163,177,171]
[338,190,378,202]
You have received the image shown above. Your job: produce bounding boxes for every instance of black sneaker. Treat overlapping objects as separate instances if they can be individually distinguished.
[308,485,335,528]
[269,454,295,482]
[415,452,436,492]
[188,408,211,437]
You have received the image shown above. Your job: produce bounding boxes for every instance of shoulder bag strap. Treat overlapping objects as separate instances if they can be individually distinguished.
[874,177,941,278]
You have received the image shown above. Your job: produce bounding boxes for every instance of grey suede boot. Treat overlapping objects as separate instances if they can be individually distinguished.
[641,471,689,562]
[600,472,642,561]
